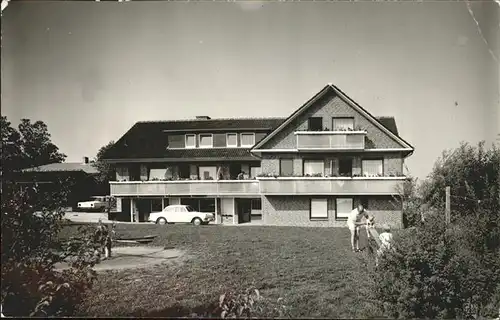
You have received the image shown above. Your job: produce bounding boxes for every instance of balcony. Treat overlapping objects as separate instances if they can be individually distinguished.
[110,180,260,197]
[295,131,366,150]
[258,177,406,195]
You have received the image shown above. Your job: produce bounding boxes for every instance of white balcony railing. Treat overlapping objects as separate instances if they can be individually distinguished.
[295,131,366,150]
[258,177,406,195]
[110,180,260,197]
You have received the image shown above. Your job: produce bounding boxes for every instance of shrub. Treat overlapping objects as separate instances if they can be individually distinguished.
[1,181,102,317]
[371,208,500,319]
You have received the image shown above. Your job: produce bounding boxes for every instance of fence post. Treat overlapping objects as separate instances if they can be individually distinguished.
[445,186,451,225]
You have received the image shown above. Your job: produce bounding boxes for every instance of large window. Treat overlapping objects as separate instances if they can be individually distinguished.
[279,159,294,176]
[332,117,354,130]
[226,133,238,147]
[362,159,383,176]
[149,168,168,180]
[185,134,196,148]
[310,198,328,220]
[240,133,255,147]
[308,117,323,131]
[250,166,262,178]
[151,199,163,212]
[304,160,324,176]
[198,166,217,180]
[336,198,353,220]
[199,134,213,148]
[339,158,353,176]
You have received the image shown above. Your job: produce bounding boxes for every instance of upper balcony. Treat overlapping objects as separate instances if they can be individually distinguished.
[257,176,407,195]
[110,179,260,197]
[294,130,366,151]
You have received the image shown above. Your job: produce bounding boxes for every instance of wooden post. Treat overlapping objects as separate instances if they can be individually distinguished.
[445,186,451,225]
[214,197,219,224]
[130,198,134,222]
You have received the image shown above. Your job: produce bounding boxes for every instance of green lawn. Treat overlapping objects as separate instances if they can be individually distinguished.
[64,224,383,318]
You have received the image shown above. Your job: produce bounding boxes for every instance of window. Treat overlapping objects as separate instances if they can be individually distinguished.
[251,198,262,210]
[149,168,168,180]
[151,199,163,212]
[226,133,237,147]
[199,134,213,148]
[198,166,217,180]
[250,166,262,178]
[310,198,328,220]
[339,158,353,176]
[336,198,353,220]
[308,117,323,131]
[362,159,383,176]
[186,205,196,212]
[304,160,324,176]
[279,159,294,176]
[332,117,354,130]
[185,134,196,148]
[240,133,255,147]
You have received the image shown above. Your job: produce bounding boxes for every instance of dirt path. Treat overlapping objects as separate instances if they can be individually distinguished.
[55,246,187,271]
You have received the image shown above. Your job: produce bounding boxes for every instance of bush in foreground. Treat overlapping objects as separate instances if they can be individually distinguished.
[1,183,103,317]
[371,207,500,319]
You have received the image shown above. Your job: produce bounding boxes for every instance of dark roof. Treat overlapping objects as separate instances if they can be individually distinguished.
[126,148,260,162]
[376,117,399,136]
[138,117,287,131]
[22,163,98,174]
[103,117,285,160]
[103,115,401,160]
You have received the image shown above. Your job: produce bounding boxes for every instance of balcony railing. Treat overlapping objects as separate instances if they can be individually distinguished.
[110,180,260,197]
[258,177,406,195]
[295,131,366,150]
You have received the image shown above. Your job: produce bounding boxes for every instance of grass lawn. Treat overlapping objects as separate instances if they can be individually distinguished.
[62,223,383,318]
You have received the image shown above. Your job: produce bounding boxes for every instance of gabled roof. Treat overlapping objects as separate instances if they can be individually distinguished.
[103,117,285,160]
[252,84,414,151]
[22,163,98,174]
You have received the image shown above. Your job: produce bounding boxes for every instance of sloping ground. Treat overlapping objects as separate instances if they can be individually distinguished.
[59,224,381,318]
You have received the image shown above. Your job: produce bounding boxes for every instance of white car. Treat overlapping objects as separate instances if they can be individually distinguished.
[76,196,110,212]
[148,205,214,226]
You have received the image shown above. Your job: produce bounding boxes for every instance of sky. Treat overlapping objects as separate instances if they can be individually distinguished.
[1,1,499,180]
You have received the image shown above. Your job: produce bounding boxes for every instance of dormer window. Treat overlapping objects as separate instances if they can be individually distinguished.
[185,134,196,148]
[240,133,255,147]
[199,134,213,148]
[226,133,238,147]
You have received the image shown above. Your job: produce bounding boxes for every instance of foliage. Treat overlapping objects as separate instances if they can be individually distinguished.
[93,140,115,183]
[0,116,66,175]
[215,288,290,319]
[371,142,500,319]
[421,141,499,219]
[1,180,102,317]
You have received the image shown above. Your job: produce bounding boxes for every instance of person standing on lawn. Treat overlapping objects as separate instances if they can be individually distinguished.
[347,203,370,253]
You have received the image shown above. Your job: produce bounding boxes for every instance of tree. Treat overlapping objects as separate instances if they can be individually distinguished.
[370,141,500,319]
[1,116,66,173]
[17,118,66,169]
[421,141,499,218]
[93,140,115,183]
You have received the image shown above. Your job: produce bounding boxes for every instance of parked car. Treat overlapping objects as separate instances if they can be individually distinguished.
[148,205,214,226]
[76,196,112,212]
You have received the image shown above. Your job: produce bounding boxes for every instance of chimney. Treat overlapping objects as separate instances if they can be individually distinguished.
[83,156,89,164]
[195,116,211,120]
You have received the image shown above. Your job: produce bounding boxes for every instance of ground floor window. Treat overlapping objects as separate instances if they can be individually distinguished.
[336,198,353,220]
[310,198,328,220]
[151,198,164,212]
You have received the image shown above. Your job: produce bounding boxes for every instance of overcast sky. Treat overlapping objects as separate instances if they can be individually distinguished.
[2,1,499,179]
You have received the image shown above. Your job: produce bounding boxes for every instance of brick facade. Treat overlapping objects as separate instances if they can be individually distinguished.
[260,92,404,150]
[262,195,402,228]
